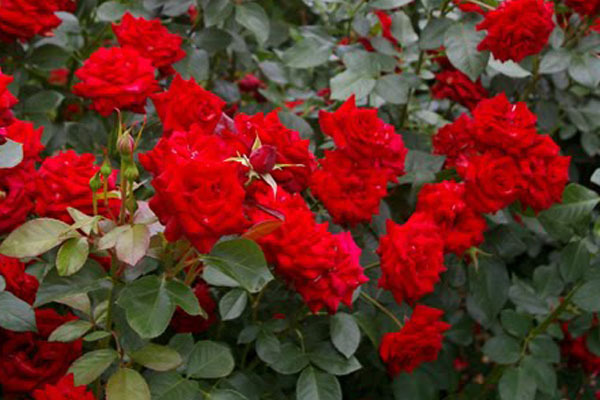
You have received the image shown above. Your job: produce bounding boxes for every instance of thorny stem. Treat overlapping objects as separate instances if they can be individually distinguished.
[360,292,404,330]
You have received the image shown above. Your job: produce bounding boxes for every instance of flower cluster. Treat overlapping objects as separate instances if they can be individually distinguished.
[311,96,407,226]
[0,0,76,42]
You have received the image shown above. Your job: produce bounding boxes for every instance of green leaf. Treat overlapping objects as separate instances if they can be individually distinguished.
[0,291,36,332]
[204,0,234,26]
[444,22,489,81]
[35,260,109,307]
[165,279,206,318]
[330,70,376,101]
[147,371,200,400]
[106,368,151,400]
[0,139,23,168]
[187,340,235,379]
[115,224,150,266]
[97,225,130,250]
[281,38,333,69]
[559,240,591,283]
[374,74,410,104]
[390,11,417,46]
[529,336,560,364]
[84,331,111,342]
[23,90,64,114]
[309,343,362,376]
[206,238,273,293]
[370,0,413,9]
[521,356,556,396]
[270,343,309,375]
[569,53,600,88]
[173,47,209,82]
[219,288,248,321]
[489,57,531,78]
[420,18,452,50]
[539,49,571,74]
[330,313,361,359]
[296,367,342,400]
[117,276,175,339]
[30,45,71,70]
[482,335,520,364]
[499,366,537,400]
[500,310,532,338]
[0,218,75,258]
[256,331,281,364]
[195,27,233,53]
[0,275,5,291]
[49,320,93,342]
[131,343,183,371]
[235,3,270,45]
[57,237,89,276]
[539,183,599,227]
[68,349,119,386]
[573,280,600,312]
[466,257,509,328]
[96,1,129,22]
[67,208,100,235]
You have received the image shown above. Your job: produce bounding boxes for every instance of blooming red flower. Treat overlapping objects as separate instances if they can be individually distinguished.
[0,309,82,395]
[112,13,185,76]
[238,73,267,102]
[229,112,316,193]
[377,213,446,305]
[311,150,388,226]
[565,0,600,16]
[561,322,600,374]
[144,145,248,253]
[416,181,486,255]
[170,281,217,333]
[48,68,69,86]
[32,374,95,400]
[0,255,39,304]
[379,305,450,375]
[1,119,45,167]
[471,93,539,155]
[152,74,225,136]
[0,0,75,42]
[319,95,407,180]
[461,152,523,214]
[34,150,120,222]
[248,184,368,313]
[0,169,35,233]
[476,0,555,62]
[0,69,17,125]
[518,135,570,212]
[432,69,489,110]
[73,47,160,116]
[432,114,477,169]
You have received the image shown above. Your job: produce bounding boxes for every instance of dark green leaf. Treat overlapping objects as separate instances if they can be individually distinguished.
[49,320,93,342]
[0,291,36,332]
[106,368,151,400]
[573,280,600,312]
[187,341,235,379]
[444,22,489,81]
[131,343,183,371]
[0,139,23,168]
[57,237,89,276]
[219,288,248,321]
[330,313,361,359]
[235,3,270,45]
[309,343,362,376]
[68,349,119,386]
[296,367,341,400]
[482,335,520,364]
[0,218,75,258]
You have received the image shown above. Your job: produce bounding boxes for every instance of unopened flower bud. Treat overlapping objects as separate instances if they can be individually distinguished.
[117,133,135,156]
[123,163,139,182]
[89,172,102,191]
[249,145,277,174]
[100,160,112,178]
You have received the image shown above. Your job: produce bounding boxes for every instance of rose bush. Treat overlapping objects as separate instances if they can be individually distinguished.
[0,0,598,399]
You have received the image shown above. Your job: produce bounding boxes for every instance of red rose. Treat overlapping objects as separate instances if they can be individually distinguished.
[461,152,523,214]
[416,181,487,255]
[249,144,277,174]
[453,0,484,13]
[112,13,185,76]
[230,112,316,192]
[48,68,69,86]
[431,69,489,110]
[477,0,554,62]
[146,154,248,253]
[1,119,45,167]
[433,114,478,169]
[0,309,82,395]
[248,183,368,313]
[238,74,267,102]
[170,281,217,333]
[561,322,600,374]
[0,69,17,124]
[311,150,388,226]
[0,255,39,304]
[152,74,225,136]
[34,150,120,222]
[33,374,96,400]
[377,214,446,305]
[0,169,35,233]
[0,0,72,42]
[319,95,407,180]
[518,135,570,212]
[374,10,397,45]
[379,305,450,375]
[73,47,160,116]
[565,0,600,16]
[471,94,539,155]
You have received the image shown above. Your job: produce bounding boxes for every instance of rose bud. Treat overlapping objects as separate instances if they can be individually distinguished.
[249,145,277,174]
[117,133,135,157]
